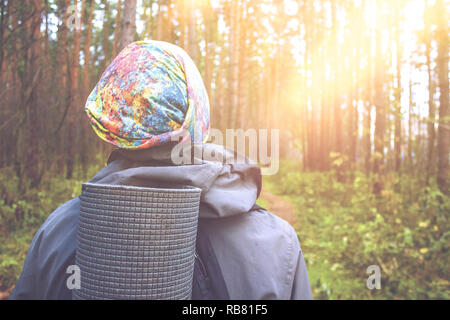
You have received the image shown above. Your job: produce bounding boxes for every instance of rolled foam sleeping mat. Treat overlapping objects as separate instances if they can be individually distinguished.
[73,183,201,300]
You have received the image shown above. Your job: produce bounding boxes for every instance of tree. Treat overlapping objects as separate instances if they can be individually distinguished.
[394,0,403,173]
[422,1,435,182]
[66,0,84,179]
[156,0,164,40]
[112,0,122,58]
[82,0,95,99]
[435,0,449,195]
[187,0,197,63]
[118,0,136,52]
[25,0,43,186]
[373,4,386,195]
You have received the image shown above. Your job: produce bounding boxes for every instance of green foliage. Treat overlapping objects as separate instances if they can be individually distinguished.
[255,197,269,210]
[264,160,450,299]
[0,228,34,292]
[0,164,103,293]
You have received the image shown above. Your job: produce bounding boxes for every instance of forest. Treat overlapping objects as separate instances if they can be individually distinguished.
[0,0,449,299]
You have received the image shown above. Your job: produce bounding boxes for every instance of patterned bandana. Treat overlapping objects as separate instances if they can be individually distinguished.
[85,40,210,149]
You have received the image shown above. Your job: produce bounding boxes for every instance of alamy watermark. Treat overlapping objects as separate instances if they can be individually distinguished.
[66,5,82,31]
[366,265,381,290]
[170,128,280,175]
[67,263,382,291]
[66,265,81,290]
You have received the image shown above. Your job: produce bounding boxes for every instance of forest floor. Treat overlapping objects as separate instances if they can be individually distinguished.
[259,187,296,226]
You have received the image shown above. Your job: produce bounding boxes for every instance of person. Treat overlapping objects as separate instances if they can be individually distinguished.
[10,40,312,300]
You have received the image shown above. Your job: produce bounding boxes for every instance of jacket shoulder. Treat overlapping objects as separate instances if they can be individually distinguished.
[200,206,302,299]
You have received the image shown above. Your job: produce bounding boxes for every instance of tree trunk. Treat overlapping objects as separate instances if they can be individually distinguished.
[373,21,386,195]
[201,1,216,106]
[348,3,357,169]
[166,0,174,42]
[112,0,122,57]
[238,1,248,129]
[332,1,343,162]
[25,0,42,186]
[66,0,84,179]
[436,0,449,195]
[118,0,136,52]
[228,0,239,129]
[156,0,164,40]
[408,70,413,167]
[425,30,435,181]
[187,0,197,63]
[394,1,402,173]
[178,0,186,48]
[83,0,95,98]
[55,0,70,174]
[102,0,110,69]
[365,22,373,175]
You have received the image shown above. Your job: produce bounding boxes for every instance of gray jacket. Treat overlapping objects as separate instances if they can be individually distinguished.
[10,144,312,299]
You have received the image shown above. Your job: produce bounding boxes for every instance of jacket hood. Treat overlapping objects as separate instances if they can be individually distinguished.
[88,143,262,219]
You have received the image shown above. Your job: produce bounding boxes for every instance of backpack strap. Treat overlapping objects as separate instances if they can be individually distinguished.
[192,219,230,300]
[250,203,266,212]
[191,203,265,300]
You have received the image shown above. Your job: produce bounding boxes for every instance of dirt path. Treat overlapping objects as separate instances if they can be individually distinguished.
[259,188,296,226]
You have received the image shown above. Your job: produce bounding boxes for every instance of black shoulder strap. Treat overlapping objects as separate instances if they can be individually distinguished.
[250,203,266,211]
[192,219,230,300]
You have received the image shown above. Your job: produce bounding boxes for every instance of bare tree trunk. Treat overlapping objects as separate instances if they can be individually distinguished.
[228,0,239,129]
[348,3,357,169]
[331,1,343,162]
[55,0,70,174]
[187,0,197,63]
[26,0,42,186]
[0,0,6,79]
[300,1,310,170]
[394,1,402,173]
[166,0,174,42]
[0,0,9,102]
[425,31,435,181]
[118,0,136,52]
[201,1,216,105]
[83,0,95,98]
[156,0,164,40]
[0,0,8,168]
[142,0,152,40]
[309,16,319,170]
[80,0,95,172]
[214,35,227,131]
[102,0,110,69]
[365,21,373,176]
[373,21,386,195]
[408,71,413,167]
[436,0,449,195]
[178,0,186,48]
[66,0,84,179]
[112,0,122,57]
[238,1,248,129]
[44,0,50,74]
[319,6,328,170]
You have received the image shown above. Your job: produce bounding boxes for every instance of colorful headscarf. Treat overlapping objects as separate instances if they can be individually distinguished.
[85,40,210,149]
